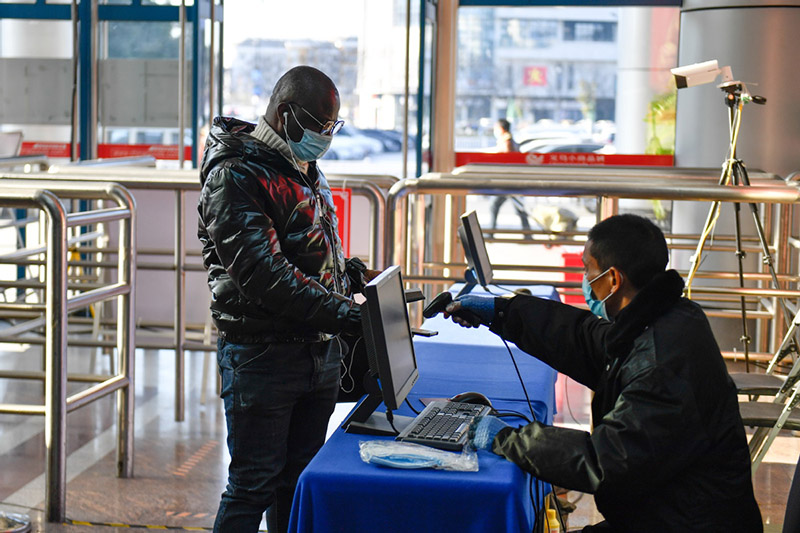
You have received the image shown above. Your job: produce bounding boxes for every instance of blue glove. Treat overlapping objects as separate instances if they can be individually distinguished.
[469,415,509,451]
[445,294,496,327]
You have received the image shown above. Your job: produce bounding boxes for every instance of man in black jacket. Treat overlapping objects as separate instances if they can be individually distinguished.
[198,66,375,533]
[446,214,762,532]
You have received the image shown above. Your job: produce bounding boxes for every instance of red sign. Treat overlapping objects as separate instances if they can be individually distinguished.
[330,187,351,257]
[561,251,585,305]
[20,142,193,161]
[455,151,674,167]
[97,143,193,161]
[20,141,72,158]
[524,66,548,87]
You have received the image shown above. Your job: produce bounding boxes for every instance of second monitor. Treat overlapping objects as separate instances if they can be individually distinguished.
[457,210,493,297]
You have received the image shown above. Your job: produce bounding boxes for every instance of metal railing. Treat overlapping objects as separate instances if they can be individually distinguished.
[386,168,800,360]
[0,155,50,171]
[3,167,394,421]
[0,178,135,522]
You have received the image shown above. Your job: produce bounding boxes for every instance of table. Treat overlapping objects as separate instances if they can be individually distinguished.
[288,285,560,533]
[289,396,543,533]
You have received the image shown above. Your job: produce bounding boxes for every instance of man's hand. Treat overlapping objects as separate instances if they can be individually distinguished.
[468,415,509,451]
[444,294,496,328]
[363,268,382,282]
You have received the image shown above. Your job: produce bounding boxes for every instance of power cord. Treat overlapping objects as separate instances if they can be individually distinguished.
[494,410,532,424]
[405,397,421,415]
[552,491,568,532]
[564,376,589,430]
[494,310,547,533]
[339,335,361,394]
[501,337,537,423]
[385,408,400,435]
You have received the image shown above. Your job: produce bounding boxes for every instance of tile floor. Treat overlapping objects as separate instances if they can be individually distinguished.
[0,345,796,532]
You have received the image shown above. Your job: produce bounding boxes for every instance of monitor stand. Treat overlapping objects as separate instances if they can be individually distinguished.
[455,268,479,298]
[341,374,415,436]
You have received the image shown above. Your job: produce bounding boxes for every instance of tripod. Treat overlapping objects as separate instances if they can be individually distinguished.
[684,81,797,372]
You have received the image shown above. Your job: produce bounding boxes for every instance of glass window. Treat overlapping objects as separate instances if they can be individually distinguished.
[455,6,680,157]
[222,0,419,178]
[104,21,181,59]
[0,19,74,148]
[97,20,193,152]
[563,21,616,42]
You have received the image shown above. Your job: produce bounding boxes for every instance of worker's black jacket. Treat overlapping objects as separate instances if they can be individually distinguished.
[198,116,363,343]
[489,270,762,532]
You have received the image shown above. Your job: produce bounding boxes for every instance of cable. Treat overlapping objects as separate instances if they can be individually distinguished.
[529,476,538,533]
[493,284,542,298]
[385,408,400,435]
[552,491,568,532]
[494,410,532,424]
[404,397,421,415]
[501,337,537,423]
[495,325,548,533]
[488,284,516,295]
[339,335,360,394]
[564,377,588,430]
[464,286,545,531]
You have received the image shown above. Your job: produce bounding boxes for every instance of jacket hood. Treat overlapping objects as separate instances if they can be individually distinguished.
[606,269,685,359]
[199,116,286,186]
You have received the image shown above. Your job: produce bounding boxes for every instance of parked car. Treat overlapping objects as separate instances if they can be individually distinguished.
[335,125,384,156]
[359,129,403,152]
[519,137,614,154]
[322,134,370,160]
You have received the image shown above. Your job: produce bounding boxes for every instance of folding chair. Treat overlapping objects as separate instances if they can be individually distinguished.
[731,300,800,395]
[737,309,800,473]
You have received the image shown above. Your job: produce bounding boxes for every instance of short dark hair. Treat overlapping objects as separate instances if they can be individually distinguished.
[587,214,668,290]
[267,66,338,114]
[497,118,511,132]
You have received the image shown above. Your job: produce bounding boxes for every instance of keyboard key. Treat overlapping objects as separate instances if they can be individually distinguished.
[396,400,492,451]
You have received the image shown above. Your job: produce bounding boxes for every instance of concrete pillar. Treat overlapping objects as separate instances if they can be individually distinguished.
[614,8,652,154]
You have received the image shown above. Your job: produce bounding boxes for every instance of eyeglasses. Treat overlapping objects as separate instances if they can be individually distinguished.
[289,102,344,136]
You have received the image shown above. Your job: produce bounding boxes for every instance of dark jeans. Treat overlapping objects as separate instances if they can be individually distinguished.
[213,338,341,533]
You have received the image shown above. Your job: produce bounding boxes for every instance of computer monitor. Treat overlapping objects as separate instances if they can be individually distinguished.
[457,210,494,297]
[342,265,419,436]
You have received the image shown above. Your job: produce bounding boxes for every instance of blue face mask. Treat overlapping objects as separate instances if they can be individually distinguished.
[285,106,332,162]
[582,267,614,320]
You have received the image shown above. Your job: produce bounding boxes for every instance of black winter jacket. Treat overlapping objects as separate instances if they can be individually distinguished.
[198,116,363,343]
[489,270,762,532]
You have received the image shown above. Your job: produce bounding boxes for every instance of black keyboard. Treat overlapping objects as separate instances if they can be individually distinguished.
[396,400,492,452]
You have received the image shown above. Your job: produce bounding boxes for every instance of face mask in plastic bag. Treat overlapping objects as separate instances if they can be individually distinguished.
[359,440,479,472]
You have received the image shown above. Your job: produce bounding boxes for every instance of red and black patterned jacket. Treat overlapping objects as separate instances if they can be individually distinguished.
[198,116,363,343]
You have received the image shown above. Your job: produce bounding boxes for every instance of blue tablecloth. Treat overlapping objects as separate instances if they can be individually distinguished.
[287,284,560,533]
[288,398,543,533]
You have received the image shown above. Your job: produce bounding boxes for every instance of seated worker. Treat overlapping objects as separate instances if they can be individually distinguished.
[445,214,762,533]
